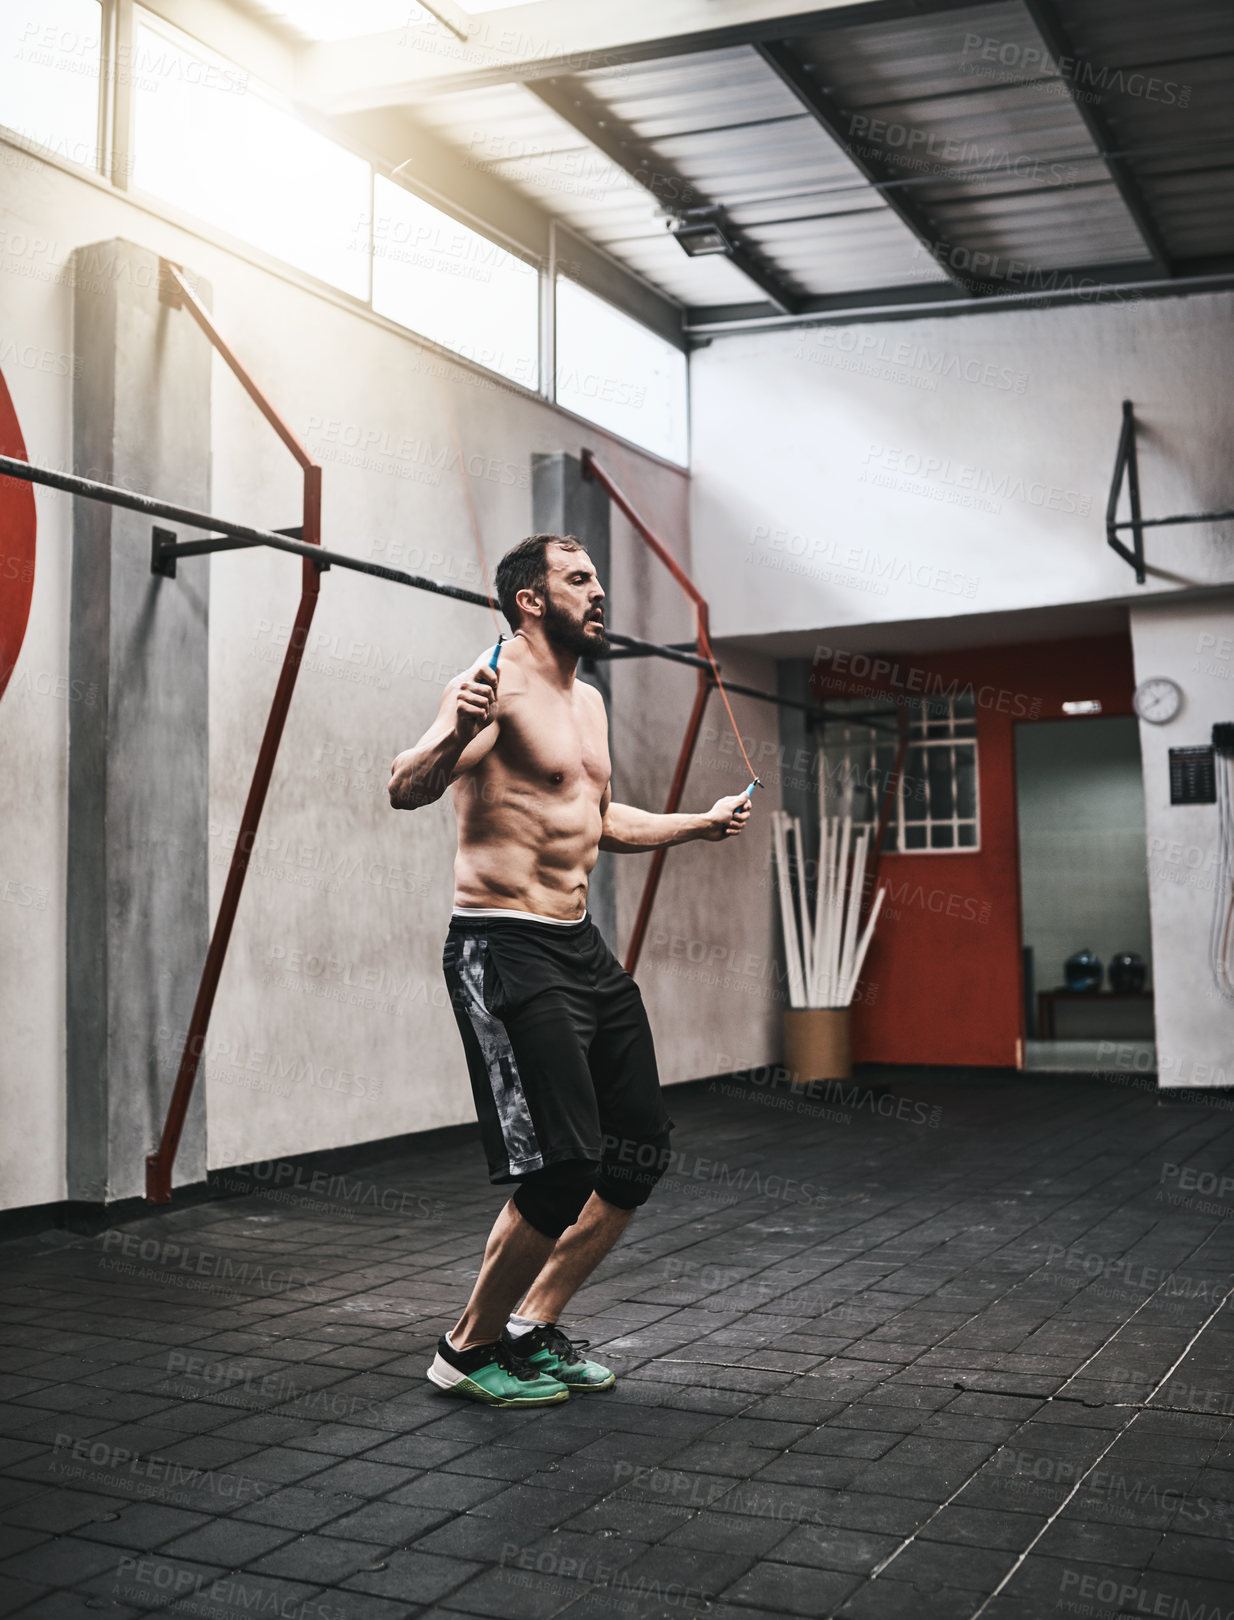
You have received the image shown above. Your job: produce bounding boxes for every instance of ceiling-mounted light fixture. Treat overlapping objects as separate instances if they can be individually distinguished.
[668,208,733,258]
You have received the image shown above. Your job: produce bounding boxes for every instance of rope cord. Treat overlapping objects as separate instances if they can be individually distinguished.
[696,623,760,790]
[438,416,756,797]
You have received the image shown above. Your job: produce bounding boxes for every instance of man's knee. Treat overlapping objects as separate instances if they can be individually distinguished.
[595,1128,673,1210]
[512,1159,598,1239]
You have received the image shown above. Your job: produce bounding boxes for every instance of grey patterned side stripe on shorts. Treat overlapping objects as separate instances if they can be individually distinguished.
[456,935,543,1176]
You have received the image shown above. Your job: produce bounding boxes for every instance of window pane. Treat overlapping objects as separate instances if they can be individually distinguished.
[372,174,538,389]
[555,277,688,465]
[903,747,928,819]
[132,16,371,298]
[903,823,927,850]
[927,746,955,820]
[0,0,101,168]
[958,823,977,848]
[955,746,977,819]
[931,823,955,849]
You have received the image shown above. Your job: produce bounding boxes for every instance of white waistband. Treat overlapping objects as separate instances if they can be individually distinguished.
[452,905,587,927]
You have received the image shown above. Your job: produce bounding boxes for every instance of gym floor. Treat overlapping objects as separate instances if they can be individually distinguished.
[1,1073,1232,1620]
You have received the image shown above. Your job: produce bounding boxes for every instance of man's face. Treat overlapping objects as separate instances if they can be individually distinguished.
[538,543,606,656]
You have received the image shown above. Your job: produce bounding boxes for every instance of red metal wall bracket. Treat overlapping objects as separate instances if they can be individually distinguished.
[580,451,718,976]
[146,262,322,1203]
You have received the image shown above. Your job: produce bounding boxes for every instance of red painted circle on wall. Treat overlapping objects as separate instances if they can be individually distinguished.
[0,367,36,704]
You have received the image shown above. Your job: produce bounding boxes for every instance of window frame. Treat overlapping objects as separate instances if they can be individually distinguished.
[821,695,982,855]
[0,0,690,452]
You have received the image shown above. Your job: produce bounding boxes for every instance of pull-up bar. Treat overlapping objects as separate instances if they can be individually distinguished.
[5,264,841,1207]
[1106,399,1234,584]
[0,454,713,674]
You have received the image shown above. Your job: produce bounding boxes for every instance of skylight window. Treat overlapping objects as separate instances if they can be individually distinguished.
[370,174,539,389]
[131,12,371,298]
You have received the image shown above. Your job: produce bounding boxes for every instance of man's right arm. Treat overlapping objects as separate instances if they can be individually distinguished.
[388,662,498,810]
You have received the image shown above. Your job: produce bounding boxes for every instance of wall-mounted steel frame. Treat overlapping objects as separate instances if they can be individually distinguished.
[1106,399,1234,585]
[3,428,840,1207]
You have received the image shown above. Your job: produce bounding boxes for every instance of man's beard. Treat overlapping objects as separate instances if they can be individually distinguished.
[543,593,606,657]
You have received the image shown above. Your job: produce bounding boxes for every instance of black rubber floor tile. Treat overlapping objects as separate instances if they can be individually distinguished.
[660,1507,794,1560]
[322,1500,450,1544]
[1,1534,127,1587]
[435,1562,579,1618]
[279,1457,407,1498]
[439,1447,551,1484]
[75,1502,211,1549]
[665,1440,777,1479]
[157,1517,297,1565]
[341,1550,481,1606]
[994,1552,1151,1615]
[414,1514,547,1562]
[0,1575,45,1617]
[822,1492,935,1536]
[838,1575,986,1619]
[384,1475,504,1513]
[722,1559,861,1616]
[466,1482,581,1533]
[755,1451,867,1490]
[231,1486,355,1532]
[1149,1529,1234,1580]
[300,1591,413,1620]
[0,1527,49,1562]
[230,1447,336,1485]
[1033,1515,1162,1566]
[917,1504,1046,1550]
[2,1492,122,1535]
[874,1536,1015,1590]
[362,1434,477,1470]
[769,1522,899,1574]
[249,1534,391,1583]
[559,1497,691,1539]
[790,1427,898,1460]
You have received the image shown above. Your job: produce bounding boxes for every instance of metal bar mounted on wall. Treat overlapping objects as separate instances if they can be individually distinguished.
[0,454,723,675]
[147,258,323,1205]
[4,303,852,1202]
[580,449,717,976]
[2,441,841,1202]
[1106,399,1234,585]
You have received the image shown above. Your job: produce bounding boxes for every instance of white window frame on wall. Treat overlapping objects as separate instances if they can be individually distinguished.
[822,694,981,854]
[4,0,690,448]
[896,697,981,853]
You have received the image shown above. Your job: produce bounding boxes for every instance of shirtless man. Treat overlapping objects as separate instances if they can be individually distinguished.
[388,533,750,1407]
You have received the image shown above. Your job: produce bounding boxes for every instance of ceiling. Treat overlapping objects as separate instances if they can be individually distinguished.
[255,0,1234,338]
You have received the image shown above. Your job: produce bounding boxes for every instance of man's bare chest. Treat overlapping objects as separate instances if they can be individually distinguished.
[493,692,610,793]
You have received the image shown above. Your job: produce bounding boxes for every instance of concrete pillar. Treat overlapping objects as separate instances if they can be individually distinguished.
[777,658,819,849]
[531,452,616,948]
[67,240,211,1202]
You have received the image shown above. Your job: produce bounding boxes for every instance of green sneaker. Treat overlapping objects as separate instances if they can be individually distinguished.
[503,1324,615,1392]
[427,1334,569,1406]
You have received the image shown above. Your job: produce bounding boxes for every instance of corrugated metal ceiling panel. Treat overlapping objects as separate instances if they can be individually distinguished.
[396,0,1229,309]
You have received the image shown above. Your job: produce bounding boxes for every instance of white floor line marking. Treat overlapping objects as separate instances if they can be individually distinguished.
[965,1282,1233,1620]
[868,1231,1228,1585]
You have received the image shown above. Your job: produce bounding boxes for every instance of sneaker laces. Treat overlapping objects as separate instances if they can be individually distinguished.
[529,1324,589,1365]
[491,1339,549,1382]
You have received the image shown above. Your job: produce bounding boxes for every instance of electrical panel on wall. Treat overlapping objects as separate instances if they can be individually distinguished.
[1169,746,1216,805]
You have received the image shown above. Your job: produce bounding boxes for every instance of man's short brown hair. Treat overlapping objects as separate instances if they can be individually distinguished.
[494,533,585,630]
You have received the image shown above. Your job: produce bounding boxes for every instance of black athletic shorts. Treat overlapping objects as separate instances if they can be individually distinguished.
[442,911,673,1184]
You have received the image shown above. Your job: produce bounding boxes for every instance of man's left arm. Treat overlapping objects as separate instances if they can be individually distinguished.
[599,786,751,851]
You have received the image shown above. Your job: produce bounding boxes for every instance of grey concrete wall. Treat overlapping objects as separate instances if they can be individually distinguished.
[0,144,782,1206]
[1130,597,1234,1089]
[691,292,1234,645]
[67,239,210,1201]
